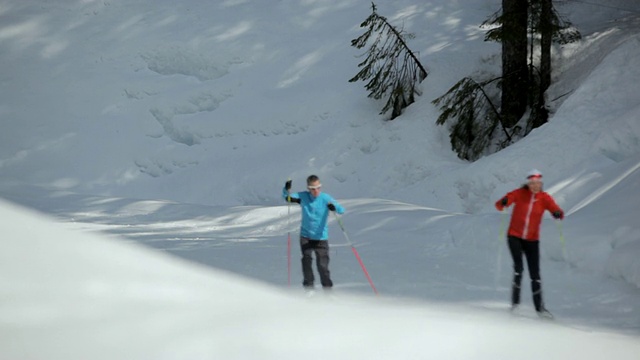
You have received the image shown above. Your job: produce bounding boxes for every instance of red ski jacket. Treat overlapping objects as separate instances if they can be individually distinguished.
[495,187,563,241]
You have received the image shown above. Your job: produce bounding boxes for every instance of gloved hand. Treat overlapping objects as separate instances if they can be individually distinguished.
[552,211,564,220]
[495,197,508,211]
[327,203,336,212]
[285,180,292,191]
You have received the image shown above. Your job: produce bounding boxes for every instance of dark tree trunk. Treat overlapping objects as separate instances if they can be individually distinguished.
[500,0,529,128]
[531,0,552,129]
[539,0,552,93]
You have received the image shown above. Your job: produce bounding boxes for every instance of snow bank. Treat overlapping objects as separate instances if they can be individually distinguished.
[2,199,640,360]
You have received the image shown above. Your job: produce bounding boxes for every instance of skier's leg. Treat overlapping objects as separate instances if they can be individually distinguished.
[300,237,315,288]
[523,240,544,311]
[507,236,524,306]
[315,240,333,288]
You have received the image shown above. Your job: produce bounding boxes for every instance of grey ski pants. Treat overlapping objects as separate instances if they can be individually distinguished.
[300,237,333,288]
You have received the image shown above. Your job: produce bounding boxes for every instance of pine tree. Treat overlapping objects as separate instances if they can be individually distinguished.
[349,2,428,120]
[500,0,529,128]
[435,0,581,160]
[528,0,581,131]
[433,77,511,161]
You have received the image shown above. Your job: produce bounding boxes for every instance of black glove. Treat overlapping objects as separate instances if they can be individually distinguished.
[552,211,563,220]
[285,180,292,191]
[288,197,300,204]
[500,197,508,206]
[327,203,336,212]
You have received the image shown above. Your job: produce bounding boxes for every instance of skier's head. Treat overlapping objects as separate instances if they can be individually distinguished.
[525,169,543,193]
[306,175,322,196]
[527,169,542,180]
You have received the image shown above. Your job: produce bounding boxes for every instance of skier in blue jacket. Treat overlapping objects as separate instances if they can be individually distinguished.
[283,175,345,290]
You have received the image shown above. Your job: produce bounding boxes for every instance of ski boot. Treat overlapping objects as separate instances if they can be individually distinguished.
[536,308,554,319]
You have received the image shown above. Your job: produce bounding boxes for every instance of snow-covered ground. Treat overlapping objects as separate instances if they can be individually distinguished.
[1,0,640,358]
[2,199,640,359]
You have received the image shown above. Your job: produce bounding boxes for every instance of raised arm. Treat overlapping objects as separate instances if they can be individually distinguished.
[282,180,301,204]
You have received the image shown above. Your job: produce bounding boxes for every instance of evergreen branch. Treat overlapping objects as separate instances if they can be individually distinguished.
[349,2,428,119]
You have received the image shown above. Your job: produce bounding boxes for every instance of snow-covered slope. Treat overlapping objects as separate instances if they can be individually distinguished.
[2,199,640,360]
[1,0,640,357]
[2,0,639,286]
[1,1,638,208]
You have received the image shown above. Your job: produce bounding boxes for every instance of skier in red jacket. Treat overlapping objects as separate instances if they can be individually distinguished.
[495,169,564,318]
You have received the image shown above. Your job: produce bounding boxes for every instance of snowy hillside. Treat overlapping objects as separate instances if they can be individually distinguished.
[2,199,640,360]
[1,0,640,358]
[1,0,639,209]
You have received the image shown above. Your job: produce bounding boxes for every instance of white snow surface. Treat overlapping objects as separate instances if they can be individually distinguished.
[1,0,640,358]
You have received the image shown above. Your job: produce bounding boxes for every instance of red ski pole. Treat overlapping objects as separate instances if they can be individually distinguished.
[332,212,378,296]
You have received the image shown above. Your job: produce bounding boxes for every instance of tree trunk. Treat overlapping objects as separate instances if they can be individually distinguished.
[501,0,529,128]
[531,0,552,129]
[539,0,552,93]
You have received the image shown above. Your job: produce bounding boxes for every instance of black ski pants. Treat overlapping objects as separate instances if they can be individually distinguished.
[300,237,333,288]
[508,236,544,311]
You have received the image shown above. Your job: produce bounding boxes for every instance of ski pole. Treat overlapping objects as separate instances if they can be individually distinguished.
[287,204,291,286]
[332,212,379,296]
[286,179,292,287]
[494,210,508,288]
[555,219,574,292]
[556,220,568,262]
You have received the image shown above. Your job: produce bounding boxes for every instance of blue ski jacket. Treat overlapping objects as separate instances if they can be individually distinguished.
[282,186,345,240]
